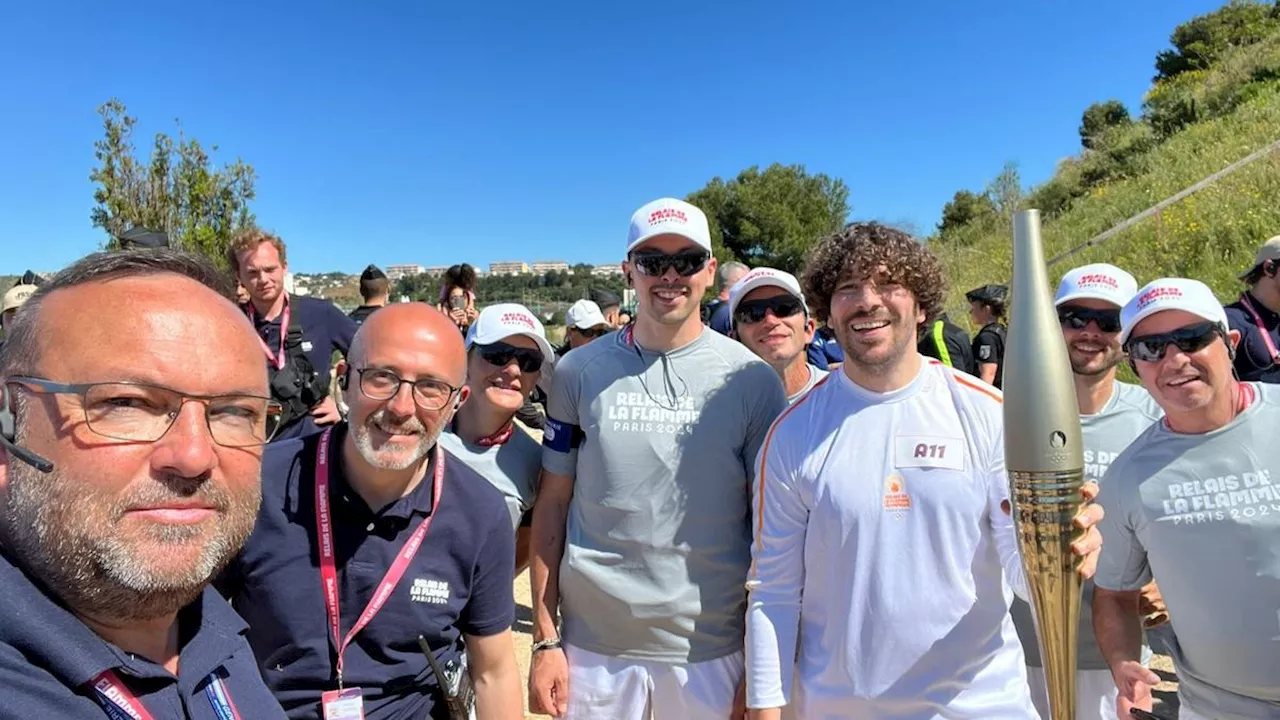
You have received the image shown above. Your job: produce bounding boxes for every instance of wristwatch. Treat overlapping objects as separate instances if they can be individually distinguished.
[531,638,563,654]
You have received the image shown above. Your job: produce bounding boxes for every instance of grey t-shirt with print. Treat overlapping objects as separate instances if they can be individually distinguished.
[543,328,787,663]
[1094,382,1280,719]
[1013,381,1161,669]
[440,424,542,531]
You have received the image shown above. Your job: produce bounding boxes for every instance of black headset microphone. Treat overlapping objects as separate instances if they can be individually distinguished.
[0,393,53,476]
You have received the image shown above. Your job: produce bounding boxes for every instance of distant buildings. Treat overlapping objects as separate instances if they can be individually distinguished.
[385,264,426,280]
[489,261,530,276]
[591,264,623,277]
[530,260,570,273]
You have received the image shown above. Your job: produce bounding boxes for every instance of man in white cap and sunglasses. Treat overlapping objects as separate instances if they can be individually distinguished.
[1093,277,1280,720]
[728,267,828,404]
[1011,263,1164,720]
[529,197,787,719]
[441,303,555,574]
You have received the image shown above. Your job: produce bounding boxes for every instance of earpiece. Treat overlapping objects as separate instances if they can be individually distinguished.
[337,375,348,390]
[1266,261,1278,278]
[625,272,633,286]
[0,386,55,473]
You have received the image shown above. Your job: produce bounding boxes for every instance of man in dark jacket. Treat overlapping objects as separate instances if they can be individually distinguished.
[918,312,975,376]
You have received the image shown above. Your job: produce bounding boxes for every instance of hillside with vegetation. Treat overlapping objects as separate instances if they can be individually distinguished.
[933,0,1280,322]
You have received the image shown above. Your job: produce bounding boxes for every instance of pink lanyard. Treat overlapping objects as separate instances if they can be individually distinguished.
[1239,293,1280,365]
[246,299,291,371]
[314,428,445,687]
[89,668,242,720]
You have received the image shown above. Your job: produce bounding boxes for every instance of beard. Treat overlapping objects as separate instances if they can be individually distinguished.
[351,408,439,471]
[1068,339,1124,377]
[833,306,917,376]
[3,457,260,622]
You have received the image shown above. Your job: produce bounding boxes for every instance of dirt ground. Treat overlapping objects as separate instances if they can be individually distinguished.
[509,567,1180,720]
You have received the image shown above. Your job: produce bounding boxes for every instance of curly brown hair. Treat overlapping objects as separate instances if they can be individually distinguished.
[801,222,946,324]
[226,227,288,274]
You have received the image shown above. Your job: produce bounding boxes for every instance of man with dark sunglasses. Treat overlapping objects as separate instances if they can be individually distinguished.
[1010,263,1164,720]
[441,303,554,576]
[530,197,787,719]
[563,299,612,353]
[727,267,828,404]
[1093,278,1280,720]
[0,249,287,718]
[218,303,523,719]
[1225,234,1280,383]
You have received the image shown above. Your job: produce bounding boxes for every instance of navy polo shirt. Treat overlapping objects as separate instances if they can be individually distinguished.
[0,547,284,720]
[218,425,515,720]
[247,295,357,441]
[1225,292,1280,383]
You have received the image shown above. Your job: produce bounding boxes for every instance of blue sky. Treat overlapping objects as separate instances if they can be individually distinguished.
[1,0,1224,275]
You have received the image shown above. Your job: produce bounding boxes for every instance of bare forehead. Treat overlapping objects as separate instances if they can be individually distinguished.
[34,274,264,389]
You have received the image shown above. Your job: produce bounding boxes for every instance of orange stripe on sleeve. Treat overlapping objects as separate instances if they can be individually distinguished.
[749,374,831,582]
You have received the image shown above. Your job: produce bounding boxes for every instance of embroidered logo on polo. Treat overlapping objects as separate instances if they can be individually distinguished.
[410,577,451,604]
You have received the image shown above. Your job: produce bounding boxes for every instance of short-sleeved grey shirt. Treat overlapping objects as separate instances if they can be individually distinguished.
[440,424,542,531]
[1094,382,1280,718]
[542,327,787,663]
[1013,381,1161,669]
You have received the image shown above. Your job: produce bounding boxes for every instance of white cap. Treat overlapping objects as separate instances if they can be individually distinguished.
[727,267,806,320]
[565,299,608,330]
[1120,278,1229,344]
[627,197,712,254]
[465,302,556,367]
[2,284,37,316]
[1055,263,1138,309]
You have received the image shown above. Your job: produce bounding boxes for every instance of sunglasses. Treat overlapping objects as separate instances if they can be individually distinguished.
[1058,306,1122,334]
[1125,321,1223,364]
[734,296,805,325]
[576,326,610,338]
[477,342,544,373]
[628,249,710,277]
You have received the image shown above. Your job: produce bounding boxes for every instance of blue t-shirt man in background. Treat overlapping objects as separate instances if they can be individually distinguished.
[705,261,748,335]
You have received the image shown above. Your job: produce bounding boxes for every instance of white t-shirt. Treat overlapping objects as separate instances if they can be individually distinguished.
[746,358,1035,719]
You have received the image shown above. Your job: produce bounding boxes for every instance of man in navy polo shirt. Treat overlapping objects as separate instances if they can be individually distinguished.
[219,302,522,719]
[229,228,357,441]
[0,249,285,719]
[1225,234,1280,383]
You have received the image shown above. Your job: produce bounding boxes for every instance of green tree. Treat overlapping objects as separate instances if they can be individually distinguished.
[937,190,998,239]
[1154,0,1280,81]
[687,163,850,274]
[986,161,1023,223]
[1079,100,1132,148]
[90,99,257,267]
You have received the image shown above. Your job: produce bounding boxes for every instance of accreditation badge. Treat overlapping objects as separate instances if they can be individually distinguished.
[321,687,365,720]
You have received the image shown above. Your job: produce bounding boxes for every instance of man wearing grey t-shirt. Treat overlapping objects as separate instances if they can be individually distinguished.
[1094,277,1280,720]
[528,197,788,719]
[1011,263,1164,720]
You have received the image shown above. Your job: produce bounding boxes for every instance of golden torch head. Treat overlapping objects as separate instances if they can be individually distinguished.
[1004,209,1087,720]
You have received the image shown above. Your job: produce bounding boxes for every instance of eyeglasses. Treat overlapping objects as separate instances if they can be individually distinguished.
[1057,306,1122,334]
[734,296,805,325]
[476,343,544,373]
[5,377,282,447]
[628,249,710,277]
[356,368,462,411]
[1125,321,1224,364]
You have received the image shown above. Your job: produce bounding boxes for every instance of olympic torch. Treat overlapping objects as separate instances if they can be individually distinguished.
[1004,209,1086,720]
